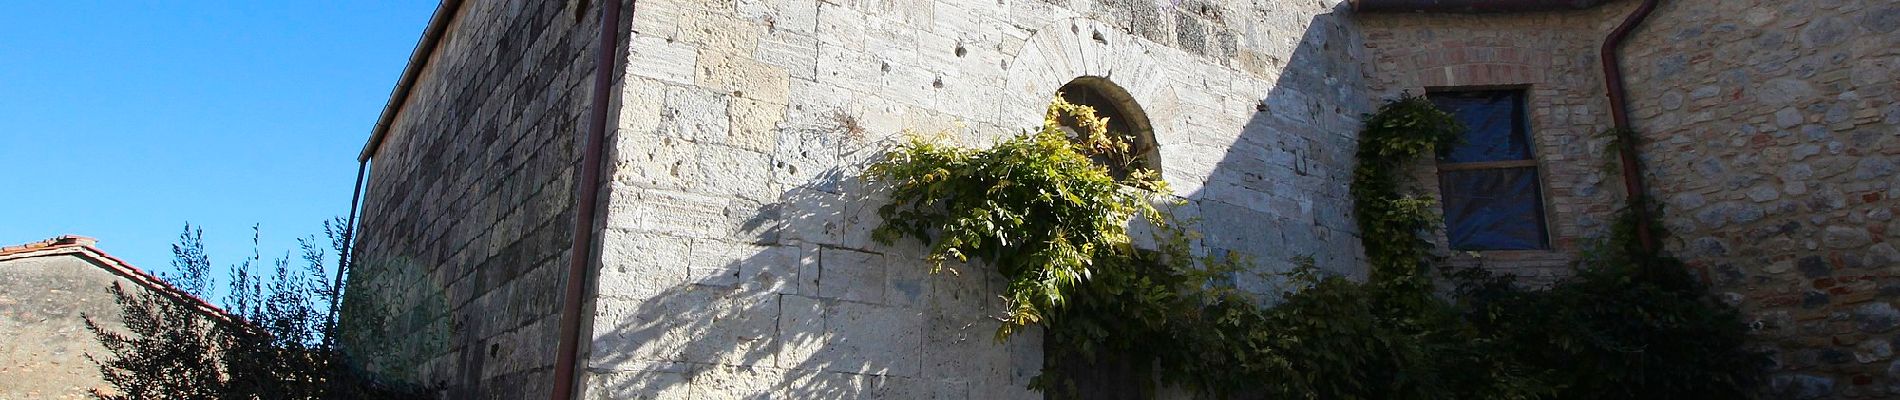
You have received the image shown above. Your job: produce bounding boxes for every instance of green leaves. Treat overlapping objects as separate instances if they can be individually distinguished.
[862,93,1759,400]
[867,96,1166,338]
[87,223,433,400]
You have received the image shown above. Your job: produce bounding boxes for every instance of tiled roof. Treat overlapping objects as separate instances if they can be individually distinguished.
[0,235,243,325]
[0,234,100,255]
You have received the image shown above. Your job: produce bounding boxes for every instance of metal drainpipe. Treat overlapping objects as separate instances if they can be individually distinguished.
[323,159,369,347]
[1354,0,1663,253]
[551,0,625,398]
[1601,0,1661,254]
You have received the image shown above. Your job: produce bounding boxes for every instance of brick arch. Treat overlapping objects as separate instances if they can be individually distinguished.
[1403,45,1548,88]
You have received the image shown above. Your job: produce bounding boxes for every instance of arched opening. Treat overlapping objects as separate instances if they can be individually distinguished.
[1054,77,1160,181]
[1045,76,1159,400]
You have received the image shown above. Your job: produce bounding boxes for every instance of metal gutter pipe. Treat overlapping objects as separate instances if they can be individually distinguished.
[323,158,369,347]
[1601,0,1661,254]
[1352,0,1662,254]
[551,0,625,397]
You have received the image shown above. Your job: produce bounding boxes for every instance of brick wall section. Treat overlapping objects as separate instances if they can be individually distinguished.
[345,0,621,398]
[1621,1,1900,397]
[1359,5,1635,285]
[586,0,1372,398]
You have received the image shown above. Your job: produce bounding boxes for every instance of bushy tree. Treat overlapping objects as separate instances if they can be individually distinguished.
[85,221,427,399]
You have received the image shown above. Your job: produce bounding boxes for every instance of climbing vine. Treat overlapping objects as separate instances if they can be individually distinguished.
[866,97,1170,338]
[865,94,1763,399]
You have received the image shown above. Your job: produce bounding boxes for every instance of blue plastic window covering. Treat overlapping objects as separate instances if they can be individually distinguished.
[1431,91,1533,163]
[1438,168,1550,250]
[1429,90,1549,251]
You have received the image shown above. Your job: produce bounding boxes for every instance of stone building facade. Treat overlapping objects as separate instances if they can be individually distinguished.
[346,0,1894,398]
[0,236,237,399]
[341,0,612,398]
[1362,1,1899,397]
[1625,1,1898,397]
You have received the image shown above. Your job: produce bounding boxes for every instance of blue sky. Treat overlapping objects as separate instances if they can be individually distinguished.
[0,2,437,287]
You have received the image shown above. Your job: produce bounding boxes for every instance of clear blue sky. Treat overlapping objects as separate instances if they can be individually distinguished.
[0,2,437,285]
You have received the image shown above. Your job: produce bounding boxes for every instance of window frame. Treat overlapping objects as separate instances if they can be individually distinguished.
[1426,87,1556,252]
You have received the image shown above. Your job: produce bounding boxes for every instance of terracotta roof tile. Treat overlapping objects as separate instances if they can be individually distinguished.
[0,235,97,256]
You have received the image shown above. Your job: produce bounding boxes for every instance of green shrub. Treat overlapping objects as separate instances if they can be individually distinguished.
[1456,211,1767,399]
[86,223,431,400]
[864,94,1763,399]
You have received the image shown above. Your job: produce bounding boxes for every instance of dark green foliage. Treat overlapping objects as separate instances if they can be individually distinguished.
[863,94,1762,399]
[86,283,230,400]
[85,222,430,399]
[1455,210,1768,399]
[1352,94,1462,286]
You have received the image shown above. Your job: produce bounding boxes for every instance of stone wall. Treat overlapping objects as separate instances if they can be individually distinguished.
[0,239,235,400]
[1362,0,1900,398]
[585,0,1373,398]
[1622,1,1900,397]
[1,253,139,399]
[344,0,618,397]
[1358,4,1636,284]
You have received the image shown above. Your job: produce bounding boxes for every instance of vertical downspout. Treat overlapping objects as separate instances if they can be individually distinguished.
[1601,0,1661,254]
[324,158,369,346]
[551,0,624,398]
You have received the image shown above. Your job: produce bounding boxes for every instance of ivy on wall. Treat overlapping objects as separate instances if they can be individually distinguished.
[865,94,1764,399]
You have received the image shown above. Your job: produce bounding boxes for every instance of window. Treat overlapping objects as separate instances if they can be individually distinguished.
[1056,78,1159,180]
[1045,78,1157,400]
[1429,90,1550,251]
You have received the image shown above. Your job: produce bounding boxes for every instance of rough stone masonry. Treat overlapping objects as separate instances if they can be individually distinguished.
[345,0,1896,398]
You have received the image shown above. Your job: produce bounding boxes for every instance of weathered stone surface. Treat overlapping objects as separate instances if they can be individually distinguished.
[349,0,1898,397]
[1362,0,1900,396]
[1,241,238,399]
[345,0,604,395]
[1858,303,1900,333]
[1772,373,1836,399]
[1857,339,1893,364]
[816,247,887,304]
[584,0,1369,398]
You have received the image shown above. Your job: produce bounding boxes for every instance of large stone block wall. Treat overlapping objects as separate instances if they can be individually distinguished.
[1358,5,1637,284]
[346,0,618,398]
[1620,1,1900,397]
[585,0,1373,398]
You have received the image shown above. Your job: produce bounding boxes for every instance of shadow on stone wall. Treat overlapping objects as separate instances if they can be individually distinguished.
[581,2,1370,398]
[1179,3,1373,294]
[585,116,1039,397]
[1130,4,1378,397]
[335,255,455,390]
